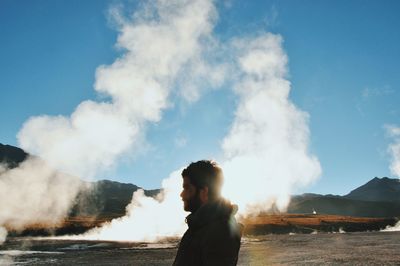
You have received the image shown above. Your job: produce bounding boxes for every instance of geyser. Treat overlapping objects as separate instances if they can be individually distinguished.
[382,124,400,231]
[0,157,81,243]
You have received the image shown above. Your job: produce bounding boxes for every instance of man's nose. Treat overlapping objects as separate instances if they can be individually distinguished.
[180,190,184,199]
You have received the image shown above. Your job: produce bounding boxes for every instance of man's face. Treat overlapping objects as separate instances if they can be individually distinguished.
[180,176,201,213]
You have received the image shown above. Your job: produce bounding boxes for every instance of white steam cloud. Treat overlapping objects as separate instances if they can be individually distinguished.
[0,226,7,245]
[64,170,186,242]
[49,0,223,242]
[382,124,400,232]
[222,34,321,213]
[17,0,223,179]
[3,0,321,243]
[385,125,400,177]
[0,158,81,243]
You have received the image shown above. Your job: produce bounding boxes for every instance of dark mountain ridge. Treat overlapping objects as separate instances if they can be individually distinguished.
[288,193,400,218]
[0,143,28,168]
[344,176,400,202]
[70,179,160,218]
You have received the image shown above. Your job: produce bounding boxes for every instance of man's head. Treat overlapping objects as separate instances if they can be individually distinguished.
[180,160,224,213]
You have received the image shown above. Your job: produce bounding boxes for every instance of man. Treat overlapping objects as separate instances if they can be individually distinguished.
[173,160,242,266]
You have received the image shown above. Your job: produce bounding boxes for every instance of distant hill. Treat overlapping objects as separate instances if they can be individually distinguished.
[0,143,28,168]
[287,194,400,218]
[288,177,400,217]
[343,177,400,202]
[70,180,160,218]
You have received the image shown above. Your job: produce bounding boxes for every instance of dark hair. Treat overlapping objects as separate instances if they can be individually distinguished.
[181,160,224,200]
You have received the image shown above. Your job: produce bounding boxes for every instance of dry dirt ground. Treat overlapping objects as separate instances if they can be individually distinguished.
[1,231,400,265]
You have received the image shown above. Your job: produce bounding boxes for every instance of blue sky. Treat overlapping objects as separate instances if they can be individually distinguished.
[1,0,400,195]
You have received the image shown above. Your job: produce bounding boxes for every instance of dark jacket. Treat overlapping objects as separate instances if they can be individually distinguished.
[173,198,242,266]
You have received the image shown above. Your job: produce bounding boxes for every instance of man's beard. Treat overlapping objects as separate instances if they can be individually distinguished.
[186,191,202,213]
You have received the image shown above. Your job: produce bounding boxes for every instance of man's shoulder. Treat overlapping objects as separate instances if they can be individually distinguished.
[200,216,242,241]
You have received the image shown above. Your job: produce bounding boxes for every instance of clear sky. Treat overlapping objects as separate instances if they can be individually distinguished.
[1,0,400,195]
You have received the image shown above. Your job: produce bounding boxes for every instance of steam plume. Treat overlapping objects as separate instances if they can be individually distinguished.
[222,34,321,214]
[0,226,7,245]
[382,125,400,231]
[0,158,81,243]
[68,170,186,242]
[385,125,400,177]
[50,0,222,241]
[17,0,222,179]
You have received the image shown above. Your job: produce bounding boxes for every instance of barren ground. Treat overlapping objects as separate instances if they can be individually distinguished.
[1,231,400,265]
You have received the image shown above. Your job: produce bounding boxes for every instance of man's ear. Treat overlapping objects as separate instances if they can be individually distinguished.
[199,186,209,204]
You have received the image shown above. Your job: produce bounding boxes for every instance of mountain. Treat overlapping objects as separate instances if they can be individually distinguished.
[70,180,160,218]
[0,143,28,168]
[287,177,400,217]
[343,177,400,202]
[287,194,400,217]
